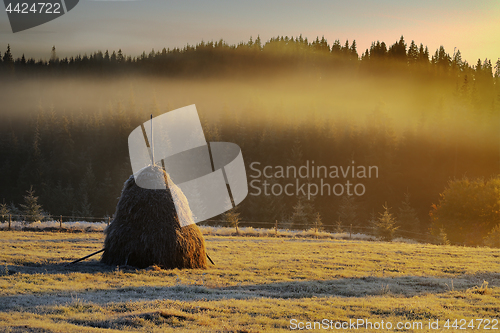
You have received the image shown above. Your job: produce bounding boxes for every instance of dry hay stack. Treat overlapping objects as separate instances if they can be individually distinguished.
[101,165,207,269]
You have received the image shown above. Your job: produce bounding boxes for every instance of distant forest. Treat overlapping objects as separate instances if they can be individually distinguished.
[0,35,499,245]
[0,35,499,77]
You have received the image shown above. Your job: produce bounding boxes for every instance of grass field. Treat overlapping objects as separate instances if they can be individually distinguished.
[0,230,499,332]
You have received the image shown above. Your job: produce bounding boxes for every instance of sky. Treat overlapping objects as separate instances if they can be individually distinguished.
[0,0,499,65]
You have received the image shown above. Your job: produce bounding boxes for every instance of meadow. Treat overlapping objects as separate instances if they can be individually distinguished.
[0,230,499,332]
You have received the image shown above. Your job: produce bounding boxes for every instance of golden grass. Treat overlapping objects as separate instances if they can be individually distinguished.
[0,231,499,332]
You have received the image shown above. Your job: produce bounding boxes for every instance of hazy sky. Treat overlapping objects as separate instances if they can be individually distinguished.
[0,0,499,65]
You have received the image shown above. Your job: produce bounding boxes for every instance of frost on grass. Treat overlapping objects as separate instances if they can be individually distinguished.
[0,221,427,244]
[0,231,500,332]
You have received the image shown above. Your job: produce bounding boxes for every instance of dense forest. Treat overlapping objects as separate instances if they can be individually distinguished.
[0,35,499,245]
[0,35,499,78]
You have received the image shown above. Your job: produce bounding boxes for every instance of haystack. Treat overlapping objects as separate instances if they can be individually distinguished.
[101,165,207,269]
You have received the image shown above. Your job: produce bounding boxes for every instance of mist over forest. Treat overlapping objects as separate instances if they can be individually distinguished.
[0,35,499,245]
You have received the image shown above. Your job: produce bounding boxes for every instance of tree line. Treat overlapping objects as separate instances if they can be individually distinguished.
[1,36,499,78]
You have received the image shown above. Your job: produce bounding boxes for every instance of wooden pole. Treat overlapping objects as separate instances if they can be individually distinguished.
[65,248,105,266]
[206,253,215,265]
[8,214,11,230]
[350,224,352,239]
[60,215,62,229]
[275,220,278,236]
[151,114,154,165]
[107,217,110,226]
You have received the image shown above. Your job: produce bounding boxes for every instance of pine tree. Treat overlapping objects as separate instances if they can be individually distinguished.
[418,44,429,63]
[9,203,20,217]
[495,59,500,78]
[117,49,124,63]
[388,35,406,60]
[337,195,358,228]
[342,40,350,57]
[313,212,323,232]
[0,201,10,223]
[334,216,343,233]
[291,197,308,230]
[397,192,420,235]
[373,203,398,241]
[476,58,482,72]
[20,186,44,223]
[407,40,418,64]
[331,39,342,55]
[436,227,450,245]
[3,44,13,63]
[436,46,450,68]
[452,49,463,71]
[350,40,358,59]
[75,193,93,219]
[255,35,262,50]
[483,59,493,76]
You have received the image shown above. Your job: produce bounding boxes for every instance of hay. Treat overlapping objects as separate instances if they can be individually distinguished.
[101,166,207,269]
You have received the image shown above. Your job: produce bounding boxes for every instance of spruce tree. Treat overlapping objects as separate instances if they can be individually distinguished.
[350,40,358,59]
[2,44,13,63]
[436,227,450,245]
[117,49,124,63]
[397,192,420,235]
[0,201,10,223]
[373,203,398,241]
[476,58,482,72]
[337,195,358,229]
[20,186,44,223]
[334,216,343,233]
[76,193,93,219]
[291,197,307,230]
[313,212,323,232]
[407,40,418,64]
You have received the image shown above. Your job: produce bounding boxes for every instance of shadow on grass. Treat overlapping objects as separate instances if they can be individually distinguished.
[1,269,499,311]
[3,260,116,275]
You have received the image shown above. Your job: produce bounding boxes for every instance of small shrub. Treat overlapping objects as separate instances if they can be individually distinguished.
[222,205,241,234]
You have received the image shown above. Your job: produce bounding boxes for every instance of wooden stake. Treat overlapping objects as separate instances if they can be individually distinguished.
[350,224,352,239]
[108,217,110,226]
[60,215,62,229]
[275,220,278,236]
[8,214,11,230]
[206,253,215,265]
[65,248,105,266]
